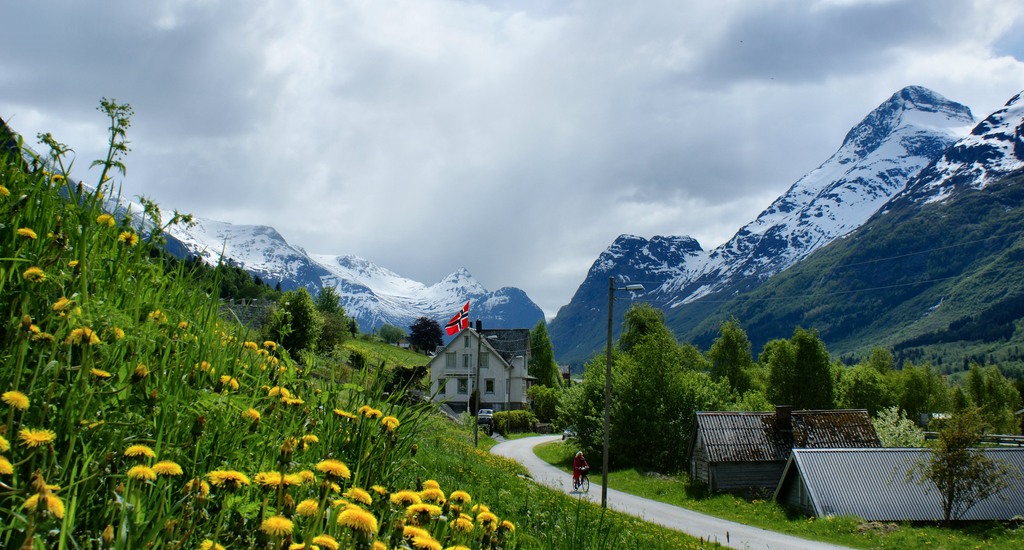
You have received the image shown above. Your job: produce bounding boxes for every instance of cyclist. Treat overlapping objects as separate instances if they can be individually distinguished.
[572,451,589,490]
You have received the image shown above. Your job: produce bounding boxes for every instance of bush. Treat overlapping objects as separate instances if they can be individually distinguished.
[494,410,538,435]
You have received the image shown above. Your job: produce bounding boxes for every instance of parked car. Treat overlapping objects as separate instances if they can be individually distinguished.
[562,426,576,440]
[477,408,494,425]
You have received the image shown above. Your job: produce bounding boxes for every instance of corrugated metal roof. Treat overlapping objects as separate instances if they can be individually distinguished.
[695,409,880,463]
[777,448,1024,521]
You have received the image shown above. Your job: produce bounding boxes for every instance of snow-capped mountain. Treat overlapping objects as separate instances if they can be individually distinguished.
[164,219,544,332]
[664,86,974,304]
[550,86,976,365]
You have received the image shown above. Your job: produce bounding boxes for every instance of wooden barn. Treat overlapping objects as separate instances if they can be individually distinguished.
[687,406,881,494]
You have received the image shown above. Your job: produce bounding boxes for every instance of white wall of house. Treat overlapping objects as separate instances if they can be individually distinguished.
[427,330,530,413]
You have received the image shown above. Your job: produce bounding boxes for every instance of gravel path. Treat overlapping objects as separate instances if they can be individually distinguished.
[490,435,853,550]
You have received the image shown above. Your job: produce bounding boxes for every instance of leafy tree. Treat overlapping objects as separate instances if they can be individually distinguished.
[908,407,1021,523]
[264,287,323,356]
[529,320,562,388]
[765,328,835,409]
[528,385,561,423]
[838,364,896,416]
[708,318,753,394]
[408,317,443,354]
[899,362,950,421]
[963,364,1022,434]
[379,324,406,345]
[865,347,895,374]
[314,286,343,316]
[873,406,925,447]
[618,303,673,353]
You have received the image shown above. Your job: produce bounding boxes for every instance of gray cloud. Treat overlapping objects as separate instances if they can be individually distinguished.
[3,0,1024,318]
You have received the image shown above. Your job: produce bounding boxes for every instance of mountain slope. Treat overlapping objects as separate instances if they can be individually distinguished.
[551,86,975,366]
[677,89,1024,371]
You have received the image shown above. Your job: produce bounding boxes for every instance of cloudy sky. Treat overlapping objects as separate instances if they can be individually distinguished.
[4,1,1024,318]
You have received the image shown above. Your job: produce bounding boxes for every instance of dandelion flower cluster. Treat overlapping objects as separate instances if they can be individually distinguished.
[2,390,30,411]
[153,461,183,476]
[381,416,400,432]
[67,327,100,345]
[127,465,157,481]
[17,227,38,239]
[22,266,46,283]
[260,515,294,537]
[96,214,116,227]
[124,444,156,459]
[23,492,65,519]
[315,459,351,480]
[117,231,139,246]
[337,506,379,534]
[296,498,319,516]
[19,427,56,448]
[207,469,251,490]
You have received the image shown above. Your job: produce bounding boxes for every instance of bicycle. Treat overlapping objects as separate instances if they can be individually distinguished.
[573,466,590,492]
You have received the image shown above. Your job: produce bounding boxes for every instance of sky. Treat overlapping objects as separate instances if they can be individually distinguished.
[4,0,1024,319]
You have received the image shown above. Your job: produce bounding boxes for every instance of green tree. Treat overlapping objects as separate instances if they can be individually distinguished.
[838,364,896,416]
[379,324,406,345]
[764,328,835,409]
[529,320,562,388]
[528,385,561,423]
[873,406,925,447]
[708,318,753,394]
[264,287,323,356]
[618,303,673,353]
[909,408,1020,523]
[899,362,950,421]
[964,364,1022,434]
[865,347,894,374]
[763,338,796,406]
[314,285,343,316]
[409,317,443,354]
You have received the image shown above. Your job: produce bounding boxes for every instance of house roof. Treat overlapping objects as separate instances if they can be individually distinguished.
[479,329,530,363]
[774,448,1024,522]
[693,409,880,463]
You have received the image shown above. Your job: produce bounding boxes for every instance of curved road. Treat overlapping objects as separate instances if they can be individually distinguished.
[491,435,852,550]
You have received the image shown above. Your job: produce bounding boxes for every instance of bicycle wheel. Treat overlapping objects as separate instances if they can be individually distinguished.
[581,476,590,492]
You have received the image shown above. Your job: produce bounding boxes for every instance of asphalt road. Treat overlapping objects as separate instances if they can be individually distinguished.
[490,435,853,550]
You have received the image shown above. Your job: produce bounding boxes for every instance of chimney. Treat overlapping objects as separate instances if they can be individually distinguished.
[475,319,482,332]
[775,405,793,440]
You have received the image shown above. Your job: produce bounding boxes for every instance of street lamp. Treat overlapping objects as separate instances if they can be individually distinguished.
[603,277,644,508]
[473,326,498,447]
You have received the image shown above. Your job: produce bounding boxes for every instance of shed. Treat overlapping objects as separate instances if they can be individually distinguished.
[774,448,1024,521]
[688,407,880,494]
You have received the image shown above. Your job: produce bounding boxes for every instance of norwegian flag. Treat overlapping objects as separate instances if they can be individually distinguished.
[445,301,470,336]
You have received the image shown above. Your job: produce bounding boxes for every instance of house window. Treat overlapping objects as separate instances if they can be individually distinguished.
[463,354,471,369]
[485,379,495,395]
[464,335,470,348]
[457,379,468,395]
[437,378,446,395]
[479,353,489,369]
[445,353,456,369]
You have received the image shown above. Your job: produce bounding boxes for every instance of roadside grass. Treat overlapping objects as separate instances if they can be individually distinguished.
[341,337,431,369]
[535,441,1024,549]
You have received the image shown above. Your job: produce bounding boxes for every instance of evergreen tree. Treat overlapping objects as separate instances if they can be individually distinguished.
[528,320,561,388]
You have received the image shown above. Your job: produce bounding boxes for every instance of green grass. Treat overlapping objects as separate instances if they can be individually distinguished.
[535,441,1024,549]
[342,337,431,369]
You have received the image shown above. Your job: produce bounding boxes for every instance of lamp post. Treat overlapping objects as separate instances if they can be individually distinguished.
[603,277,644,508]
[473,326,497,448]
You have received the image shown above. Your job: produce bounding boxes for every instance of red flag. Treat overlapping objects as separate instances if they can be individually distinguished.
[445,301,470,336]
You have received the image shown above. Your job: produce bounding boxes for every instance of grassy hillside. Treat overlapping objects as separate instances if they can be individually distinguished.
[0,109,709,549]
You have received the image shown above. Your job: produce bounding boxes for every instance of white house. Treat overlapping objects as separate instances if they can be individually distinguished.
[428,328,531,414]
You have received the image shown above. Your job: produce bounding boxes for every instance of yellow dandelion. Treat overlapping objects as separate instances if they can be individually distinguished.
[148,310,167,323]
[420,487,445,504]
[117,231,139,246]
[296,498,319,517]
[297,469,316,483]
[200,541,226,550]
[52,296,74,312]
[311,534,339,550]
[197,360,212,372]
[422,479,441,490]
[302,434,319,445]
[450,516,474,533]
[111,327,125,340]
[184,478,210,498]
[90,368,113,379]
[254,471,284,488]
[22,266,46,283]
[243,341,259,350]
[17,227,38,239]
[477,511,499,532]
[66,327,100,345]
[390,490,422,507]
[263,340,277,350]
[268,386,290,398]
[124,444,156,459]
[381,416,400,432]
[153,460,184,476]
[371,484,388,496]
[449,490,471,505]
[0,456,13,475]
[0,185,8,196]
[316,459,351,480]
[218,375,239,391]
[178,321,189,329]
[288,544,319,550]
[127,465,157,481]
[96,214,116,227]
[333,408,358,420]
[411,535,441,550]
[406,503,443,523]
[19,427,56,448]
[338,506,379,534]
[500,519,515,532]
[207,469,250,490]
[2,390,30,411]
[372,543,387,550]
[242,408,261,422]
[132,363,149,381]
[281,396,305,406]
[24,493,65,519]
[284,473,306,486]
[0,434,10,452]
[260,515,294,537]
[344,487,373,506]
[403,525,430,539]
[68,260,79,268]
